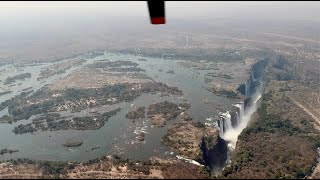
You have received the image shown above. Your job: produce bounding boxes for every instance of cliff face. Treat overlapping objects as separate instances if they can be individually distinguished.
[221,55,320,179]
[219,59,268,135]
[201,136,228,174]
[161,121,220,164]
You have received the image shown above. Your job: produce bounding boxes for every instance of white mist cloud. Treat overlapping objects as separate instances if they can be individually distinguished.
[221,88,262,147]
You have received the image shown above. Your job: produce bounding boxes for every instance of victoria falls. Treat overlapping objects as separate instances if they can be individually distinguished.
[0,1,319,179]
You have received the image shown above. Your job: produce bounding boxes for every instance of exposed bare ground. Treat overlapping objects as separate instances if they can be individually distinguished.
[162,121,218,160]
[48,69,152,90]
[308,162,320,179]
[150,114,167,127]
[158,28,303,48]
[66,169,162,179]
[261,32,320,44]
[287,93,320,131]
[0,163,43,179]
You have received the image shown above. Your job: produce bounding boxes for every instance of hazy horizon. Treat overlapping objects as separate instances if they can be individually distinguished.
[0,1,319,63]
[0,1,319,21]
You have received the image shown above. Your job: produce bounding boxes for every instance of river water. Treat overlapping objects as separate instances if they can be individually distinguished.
[0,51,239,162]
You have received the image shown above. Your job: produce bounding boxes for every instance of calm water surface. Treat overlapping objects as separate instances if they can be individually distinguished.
[0,52,238,162]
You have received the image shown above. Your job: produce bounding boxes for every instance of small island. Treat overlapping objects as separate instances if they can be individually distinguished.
[137,132,145,142]
[0,148,19,155]
[166,70,175,74]
[207,87,239,99]
[147,101,191,127]
[125,107,146,119]
[12,108,121,134]
[161,121,218,161]
[4,73,31,85]
[0,115,13,124]
[63,140,83,148]
[90,146,101,151]
[181,112,193,122]
[0,90,12,96]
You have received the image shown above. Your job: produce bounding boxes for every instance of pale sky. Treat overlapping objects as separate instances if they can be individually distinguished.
[0,1,319,60]
[0,1,319,21]
[0,1,319,36]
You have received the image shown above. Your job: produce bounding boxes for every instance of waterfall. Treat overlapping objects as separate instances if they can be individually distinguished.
[224,112,232,130]
[233,103,243,124]
[218,118,224,136]
[235,112,239,127]
[218,112,231,137]
[251,70,256,82]
[218,89,261,148]
[240,102,244,119]
[217,68,262,147]
[211,59,267,175]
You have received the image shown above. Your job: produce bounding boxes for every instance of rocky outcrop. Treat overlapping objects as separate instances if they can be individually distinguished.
[125,107,145,119]
[161,121,220,165]
[147,101,190,127]
[201,136,228,173]
[63,140,83,147]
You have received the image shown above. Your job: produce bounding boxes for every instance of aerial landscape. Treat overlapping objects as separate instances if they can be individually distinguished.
[0,1,319,179]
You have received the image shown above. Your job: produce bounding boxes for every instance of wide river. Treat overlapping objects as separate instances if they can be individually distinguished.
[0,51,238,162]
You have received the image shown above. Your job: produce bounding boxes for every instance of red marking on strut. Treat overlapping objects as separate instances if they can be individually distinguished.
[151,17,165,24]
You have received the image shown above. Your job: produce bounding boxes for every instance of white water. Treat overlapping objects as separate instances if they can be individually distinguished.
[176,155,204,167]
[219,89,262,148]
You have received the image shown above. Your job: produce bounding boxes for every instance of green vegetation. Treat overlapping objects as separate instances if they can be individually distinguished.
[206,72,233,79]
[222,56,319,179]
[37,59,86,81]
[125,107,145,119]
[4,73,31,84]
[63,141,83,148]
[0,90,12,96]
[266,55,319,86]
[166,70,175,74]
[12,108,121,134]
[113,48,272,63]
[7,158,36,165]
[20,90,34,97]
[161,121,218,163]
[107,67,145,72]
[148,101,180,117]
[178,103,191,110]
[223,131,317,179]
[0,154,210,179]
[13,124,37,134]
[39,160,77,175]
[0,148,19,155]
[0,82,182,124]
[147,101,188,127]
[203,135,216,149]
[239,93,302,139]
[86,60,139,69]
[208,88,238,98]
[0,115,13,123]
[193,121,206,128]
[86,60,145,72]
[89,146,101,151]
[89,51,104,58]
[10,99,55,121]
